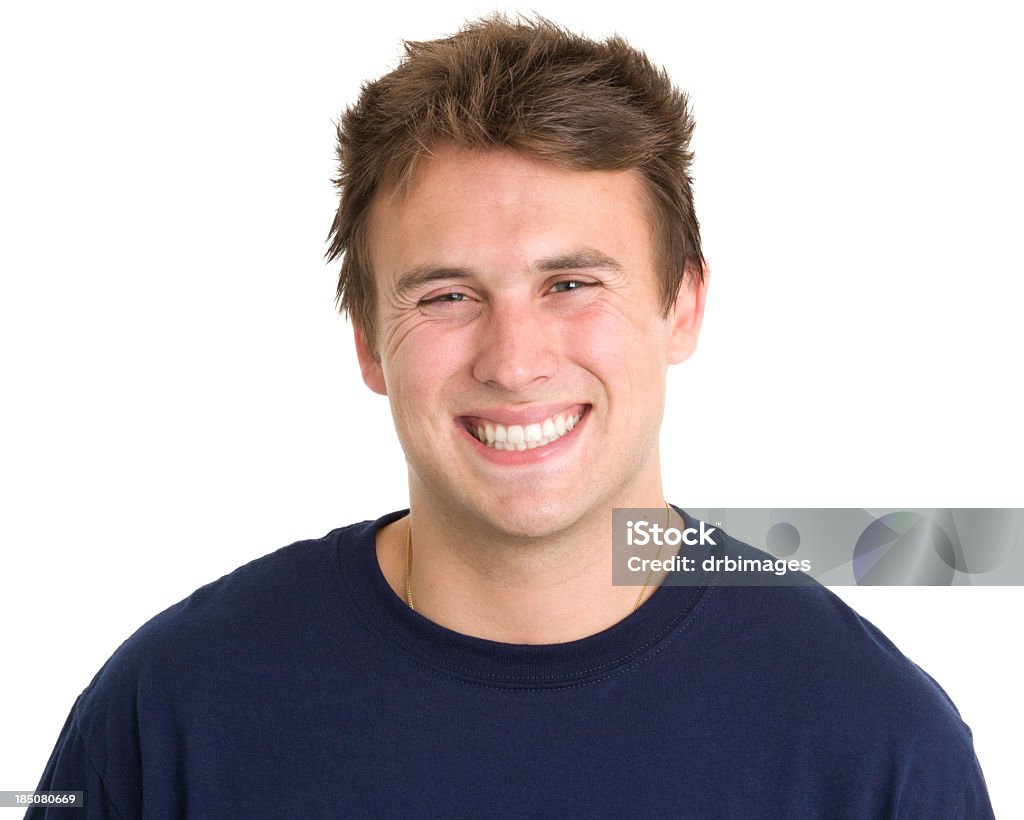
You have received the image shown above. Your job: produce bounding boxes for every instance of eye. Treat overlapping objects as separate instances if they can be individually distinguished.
[549,279,597,294]
[416,290,481,319]
[420,291,470,306]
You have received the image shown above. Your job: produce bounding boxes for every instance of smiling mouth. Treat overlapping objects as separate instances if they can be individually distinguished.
[462,406,588,451]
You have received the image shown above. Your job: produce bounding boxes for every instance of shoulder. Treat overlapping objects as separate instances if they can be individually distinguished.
[75,519,374,724]
[34,520,378,815]
[699,529,988,814]
[706,528,968,726]
[716,530,960,707]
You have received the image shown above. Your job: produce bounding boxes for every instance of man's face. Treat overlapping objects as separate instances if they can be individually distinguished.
[356,144,704,539]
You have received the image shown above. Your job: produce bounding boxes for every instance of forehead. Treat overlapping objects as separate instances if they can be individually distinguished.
[366,145,657,279]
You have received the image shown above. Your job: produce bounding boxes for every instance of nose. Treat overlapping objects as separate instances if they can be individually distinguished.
[471,300,558,392]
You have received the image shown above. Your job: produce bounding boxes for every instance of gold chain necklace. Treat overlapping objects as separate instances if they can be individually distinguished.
[404,503,671,615]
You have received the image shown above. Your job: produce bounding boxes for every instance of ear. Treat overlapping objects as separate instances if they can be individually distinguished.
[666,262,708,365]
[353,321,388,396]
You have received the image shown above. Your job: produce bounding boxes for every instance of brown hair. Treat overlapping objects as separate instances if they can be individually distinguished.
[327,15,704,355]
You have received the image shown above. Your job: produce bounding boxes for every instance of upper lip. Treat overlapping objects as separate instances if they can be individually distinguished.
[458,402,589,427]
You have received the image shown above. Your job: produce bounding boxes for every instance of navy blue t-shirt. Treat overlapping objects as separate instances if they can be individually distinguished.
[30,509,994,818]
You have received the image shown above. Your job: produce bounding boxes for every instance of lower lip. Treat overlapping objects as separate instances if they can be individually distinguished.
[458,407,589,465]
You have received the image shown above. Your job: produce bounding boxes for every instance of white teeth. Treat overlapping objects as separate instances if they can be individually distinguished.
[467,409,585,450]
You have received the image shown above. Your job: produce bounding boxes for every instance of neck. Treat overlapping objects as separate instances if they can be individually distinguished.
[375,480,674,644]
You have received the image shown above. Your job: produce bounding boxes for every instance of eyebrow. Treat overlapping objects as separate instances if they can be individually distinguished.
[393,266,475,300]
[392,248,623,299]
[536,248,623,274]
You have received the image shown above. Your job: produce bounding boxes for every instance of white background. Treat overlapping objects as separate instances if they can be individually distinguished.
[2,0,1021,814]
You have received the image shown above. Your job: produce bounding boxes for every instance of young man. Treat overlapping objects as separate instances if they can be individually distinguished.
[31,17,993,818]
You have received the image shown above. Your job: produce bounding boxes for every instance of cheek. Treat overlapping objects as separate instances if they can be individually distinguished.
[570,306,666,384]
[570,308,669,438]
[382,325,472,419]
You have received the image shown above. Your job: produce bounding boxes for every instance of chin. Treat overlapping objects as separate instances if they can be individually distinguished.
[479,500,588,541]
